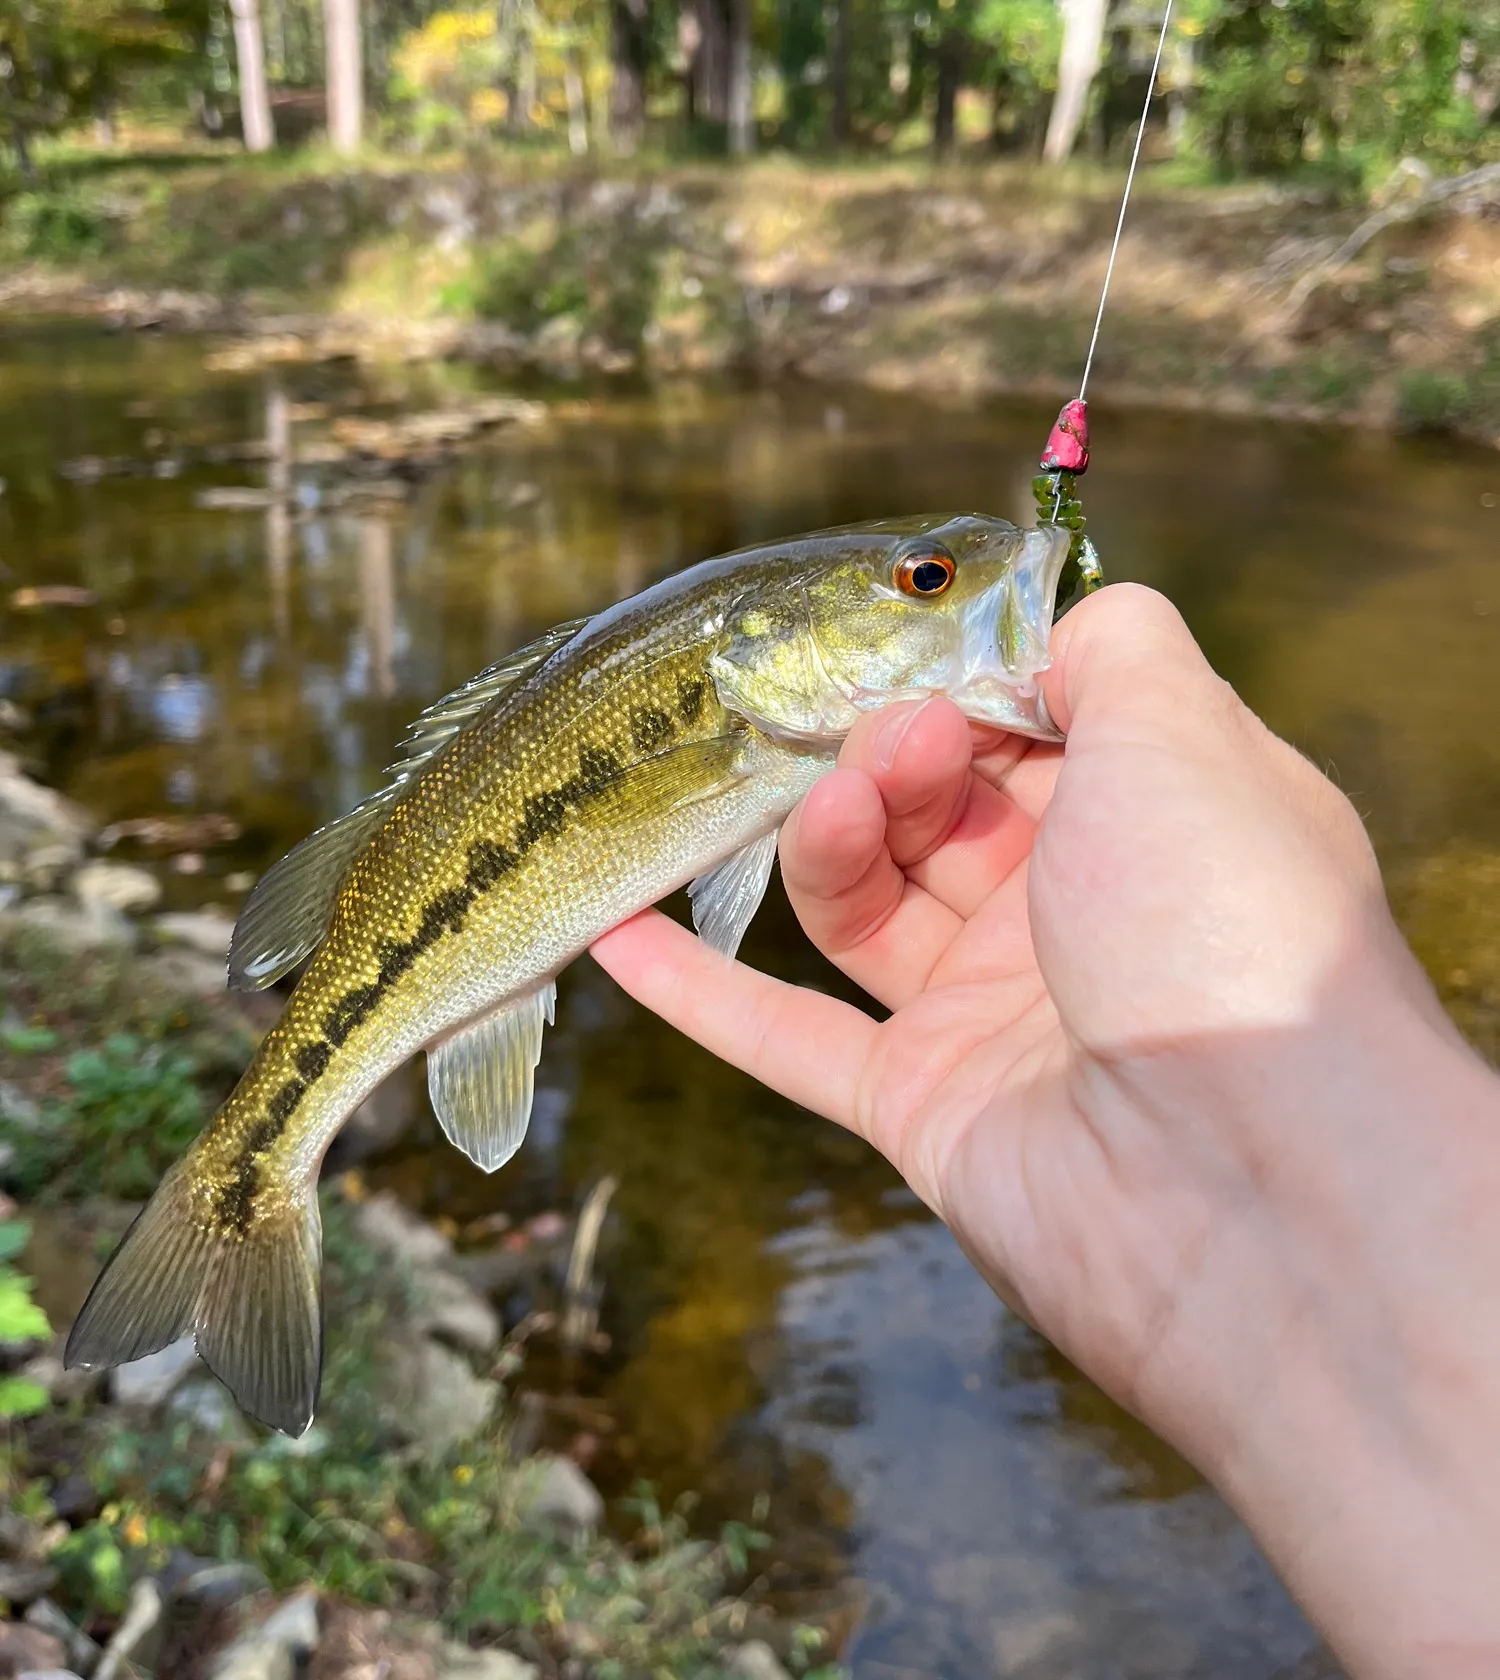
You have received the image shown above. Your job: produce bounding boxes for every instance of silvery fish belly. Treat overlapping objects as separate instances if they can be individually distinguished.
[64,512,1070,1433]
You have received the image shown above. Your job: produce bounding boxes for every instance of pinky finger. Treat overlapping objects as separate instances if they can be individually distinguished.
[590,908,879,1131]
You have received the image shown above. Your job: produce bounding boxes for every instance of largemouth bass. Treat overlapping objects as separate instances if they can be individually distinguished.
[65,513,1069,1434]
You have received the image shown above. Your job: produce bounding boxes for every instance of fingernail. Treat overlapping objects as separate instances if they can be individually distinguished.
[873,699,933,770]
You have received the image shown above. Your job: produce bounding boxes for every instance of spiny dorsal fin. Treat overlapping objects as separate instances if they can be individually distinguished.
[227,617,590,992]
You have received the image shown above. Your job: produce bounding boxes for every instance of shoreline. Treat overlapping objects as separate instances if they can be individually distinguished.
[4,155,1500,451]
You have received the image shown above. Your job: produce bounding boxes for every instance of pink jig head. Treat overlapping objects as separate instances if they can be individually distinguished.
[1039,398,1090,475]
[1032,397,1102,607]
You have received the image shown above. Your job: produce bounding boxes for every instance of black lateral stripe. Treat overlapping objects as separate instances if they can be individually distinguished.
[317,721,684,1050]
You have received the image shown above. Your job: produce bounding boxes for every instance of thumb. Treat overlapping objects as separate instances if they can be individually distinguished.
[1041,582,1238,746]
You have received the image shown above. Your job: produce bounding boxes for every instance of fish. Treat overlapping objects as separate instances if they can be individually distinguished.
[63,512,1070,1435]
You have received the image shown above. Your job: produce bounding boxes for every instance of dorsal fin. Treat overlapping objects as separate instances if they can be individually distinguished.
[227,617,590,992]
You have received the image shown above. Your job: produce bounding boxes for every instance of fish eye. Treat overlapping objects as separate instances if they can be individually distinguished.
[893,544,956,598]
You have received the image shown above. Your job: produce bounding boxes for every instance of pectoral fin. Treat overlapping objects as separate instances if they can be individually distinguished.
[427,982,558,1173]
[689,829,780,959]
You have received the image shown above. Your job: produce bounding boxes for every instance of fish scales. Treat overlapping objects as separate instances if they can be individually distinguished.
[65,513,1071,1434]
[196,572,818,1228]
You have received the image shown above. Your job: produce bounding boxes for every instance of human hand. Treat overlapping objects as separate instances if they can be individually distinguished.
[592,584,1500,1679]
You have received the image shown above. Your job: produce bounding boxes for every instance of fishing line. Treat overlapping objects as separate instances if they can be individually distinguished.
[1077,0,1177,402]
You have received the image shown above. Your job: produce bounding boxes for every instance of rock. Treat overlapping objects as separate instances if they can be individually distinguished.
[413,1268,500,1355]
[375,1336,497,1455]
[153,909,237,960]
[324,1074,418,1171]
[10,899,131,950]
[93,1577,163,1680]
[727,1643,793,1680]
[438,1645,539,1680]
[0,1561,57,1605]
[39,1475,98,1523]
[140,945,229,999]
[160,1551,268,1608]
[0,756,91,886]
[516,1455,603,1542]
[17,1355,95,1406]
[0,1084,41,1131]
[353,1192,455,1269]
[0,1620,67,1676]
[111,1336,200,1407]
[23,1599,100,1676]
[194,487,277,511]
[168,1377,249,1439]
[209,1591,320,1680]
[70,861,161,915]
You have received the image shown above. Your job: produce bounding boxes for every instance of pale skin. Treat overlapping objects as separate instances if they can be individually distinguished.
[591,583,1500,1680]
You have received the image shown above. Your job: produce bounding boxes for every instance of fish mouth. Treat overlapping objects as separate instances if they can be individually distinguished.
[954,524,1071,740]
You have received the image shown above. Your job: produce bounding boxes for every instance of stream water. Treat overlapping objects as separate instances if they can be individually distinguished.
[4,321,1500,1678]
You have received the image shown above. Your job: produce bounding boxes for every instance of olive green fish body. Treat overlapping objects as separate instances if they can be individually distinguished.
[66,514,1069,1434]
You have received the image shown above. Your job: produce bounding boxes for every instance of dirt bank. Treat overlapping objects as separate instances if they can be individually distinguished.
[4,152,1500,445]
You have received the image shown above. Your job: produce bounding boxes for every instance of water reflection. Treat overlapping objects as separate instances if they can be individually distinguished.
[6,322,1498,1674]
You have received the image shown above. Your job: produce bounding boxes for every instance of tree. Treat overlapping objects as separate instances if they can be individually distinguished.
[1043,0,1106,161]
[228,0,276,149]
[728,0,752,151]
[610,0,648,151]
[324,0,362,152]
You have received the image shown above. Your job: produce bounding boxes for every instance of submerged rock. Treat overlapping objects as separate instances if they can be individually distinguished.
[516,1455,603,1542]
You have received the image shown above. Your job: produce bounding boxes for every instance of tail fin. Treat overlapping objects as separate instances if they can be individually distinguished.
[64,1163,324,1437]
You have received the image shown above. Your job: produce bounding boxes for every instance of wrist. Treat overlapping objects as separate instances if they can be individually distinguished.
[1172,999,1500,1677]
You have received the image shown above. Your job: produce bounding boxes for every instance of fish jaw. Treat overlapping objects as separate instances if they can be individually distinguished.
[949,522,1070,740]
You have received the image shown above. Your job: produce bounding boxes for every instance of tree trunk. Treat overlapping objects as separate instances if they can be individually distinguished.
[692,0,729,124]
[228,0,276,153]
[610,0,648,153]
[728,0,753,153]
[565,52,589,154]
[830,0,849,143]
[11,119,31,180]
[933,29,962,153]
[323,0,362,155]
[1043,0,1106,163]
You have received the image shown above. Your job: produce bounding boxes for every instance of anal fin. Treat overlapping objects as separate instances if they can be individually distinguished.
[689,829,780,959]
[427,982,557,1173]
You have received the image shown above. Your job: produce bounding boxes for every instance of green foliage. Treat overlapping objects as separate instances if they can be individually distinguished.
[1187,0,1500,183]
[1395,366,1472,433]
[0,1220,50,1420]
[2,1033,206,1202]
[3,186,112,260]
